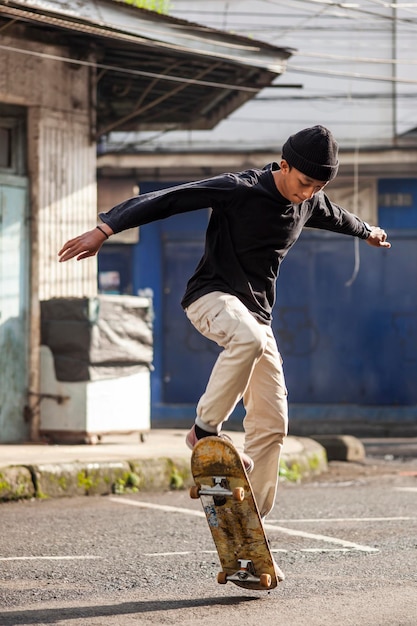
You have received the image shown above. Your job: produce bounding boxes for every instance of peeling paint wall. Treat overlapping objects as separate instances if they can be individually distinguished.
[0,31,97,441]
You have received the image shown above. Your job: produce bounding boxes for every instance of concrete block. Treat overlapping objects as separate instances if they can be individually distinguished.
[128,457,193,491]
[280,437,328,482]
[32,463,88,498]
[81,461,131,495]
[311,435,366,462]
[0,466,35,500]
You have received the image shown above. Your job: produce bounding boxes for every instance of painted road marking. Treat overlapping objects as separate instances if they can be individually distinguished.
[144,548,352,557]
[263,522,378,552]
[110,497,379,553]
[395,487,417,493]
[268,517,414,523]
[0,556,101,562]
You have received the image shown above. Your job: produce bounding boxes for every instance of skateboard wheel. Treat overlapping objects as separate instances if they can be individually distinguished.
[189,485,200,499]
[233,487,245,502]
[260,573,272,588]
[217,571,228,585]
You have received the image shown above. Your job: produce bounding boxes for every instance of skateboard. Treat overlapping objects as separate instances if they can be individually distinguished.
[190,436,278,590]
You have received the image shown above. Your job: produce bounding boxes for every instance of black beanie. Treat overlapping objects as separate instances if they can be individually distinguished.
[282,125,339,182]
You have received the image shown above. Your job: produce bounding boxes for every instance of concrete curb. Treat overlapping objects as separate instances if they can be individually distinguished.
[0,437,328,502]
[0,457,194,501]
[310,435,366,462]
[279,437,328,482]
[0,466,35,500]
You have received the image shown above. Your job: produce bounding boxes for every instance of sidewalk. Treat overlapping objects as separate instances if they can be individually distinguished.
[0,431,327,502]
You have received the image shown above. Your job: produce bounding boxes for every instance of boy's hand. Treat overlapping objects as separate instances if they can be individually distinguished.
[58,226,111,262]
[366,227,391,248]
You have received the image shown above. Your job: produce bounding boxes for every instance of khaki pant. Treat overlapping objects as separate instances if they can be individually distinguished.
[185,291,288,518]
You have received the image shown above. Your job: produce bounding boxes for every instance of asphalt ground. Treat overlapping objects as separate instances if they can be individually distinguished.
[0,456,416,626]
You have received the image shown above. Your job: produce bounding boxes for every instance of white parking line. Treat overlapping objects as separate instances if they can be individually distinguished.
[109,497,204,517]
[268,517,413,523]
[0,556,101,562]
[395,487,417,493]
[145,550,218,557]
[263,522,378,552]
[110,497,379,553]
[144,548,351,557]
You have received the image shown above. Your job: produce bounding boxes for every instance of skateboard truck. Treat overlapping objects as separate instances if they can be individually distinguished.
[190,476,245,502]
[218,559,272,588]
[198,476,232,497]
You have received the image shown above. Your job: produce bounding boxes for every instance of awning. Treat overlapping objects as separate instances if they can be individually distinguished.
[0,0,292,136]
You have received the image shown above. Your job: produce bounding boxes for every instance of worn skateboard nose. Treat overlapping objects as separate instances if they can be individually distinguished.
[185,426,254,473]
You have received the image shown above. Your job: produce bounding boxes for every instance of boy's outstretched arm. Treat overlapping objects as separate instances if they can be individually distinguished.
[366,226,391,249]
[58,224,114,262]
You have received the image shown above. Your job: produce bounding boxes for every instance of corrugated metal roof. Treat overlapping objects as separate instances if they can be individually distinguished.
[0,0,292,135]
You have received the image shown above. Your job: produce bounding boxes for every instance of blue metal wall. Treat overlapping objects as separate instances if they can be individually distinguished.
[154,227,417,433]
[378,178,417,229]
[275,230,415,406]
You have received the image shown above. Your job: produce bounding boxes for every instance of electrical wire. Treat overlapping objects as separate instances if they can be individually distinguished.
[0,43,263,93]
[3,39,415,90]
[255,91,417,101]
[292,51,417,65]
[345,142,361,287]
[286,63,417,85]
[172,1,417,28]
[254,0,417,25]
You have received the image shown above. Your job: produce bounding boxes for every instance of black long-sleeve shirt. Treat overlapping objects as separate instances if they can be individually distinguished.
[99,163,370,325]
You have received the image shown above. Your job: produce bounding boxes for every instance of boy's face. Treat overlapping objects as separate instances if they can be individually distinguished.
[277,160,329,203]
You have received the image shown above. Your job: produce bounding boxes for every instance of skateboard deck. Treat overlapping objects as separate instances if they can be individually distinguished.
[190,436,278,590]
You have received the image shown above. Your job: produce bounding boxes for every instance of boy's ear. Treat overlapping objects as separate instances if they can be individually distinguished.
[280,159,290,174]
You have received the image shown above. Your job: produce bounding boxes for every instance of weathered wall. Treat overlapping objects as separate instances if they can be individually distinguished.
[0,31,97,440]
[37,110,97,300]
